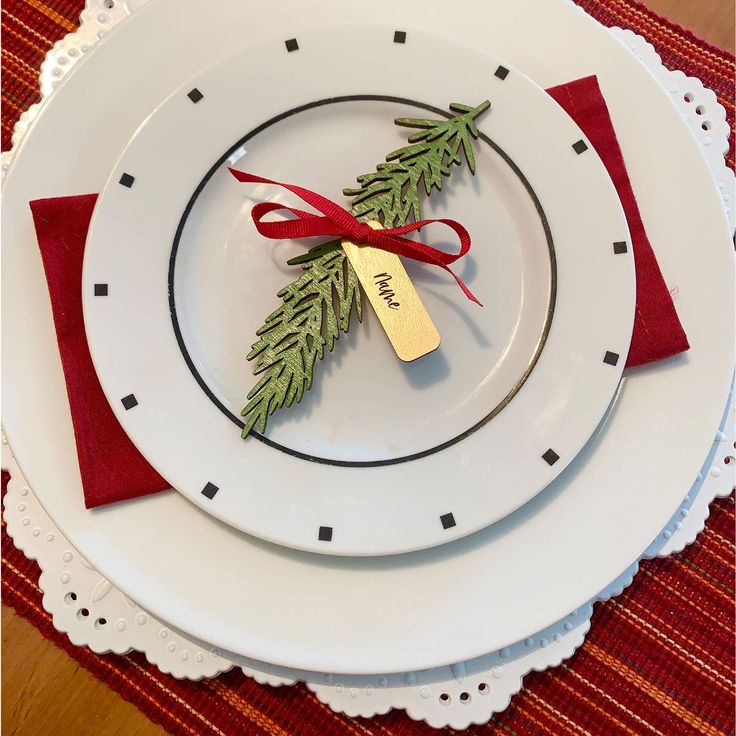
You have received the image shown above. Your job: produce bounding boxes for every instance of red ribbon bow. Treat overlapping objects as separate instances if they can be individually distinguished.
[228,168,481,306]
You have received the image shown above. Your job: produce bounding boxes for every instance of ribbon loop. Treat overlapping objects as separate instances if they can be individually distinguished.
[228,168,481,306]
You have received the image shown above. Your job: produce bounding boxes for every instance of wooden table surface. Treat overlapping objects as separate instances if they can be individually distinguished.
[2,3,734,735]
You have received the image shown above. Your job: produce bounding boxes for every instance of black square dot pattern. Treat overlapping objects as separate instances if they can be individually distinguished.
[285,38,299,52]
[201,482,219,500]
[121,394,138,410]
[603,351,620,366]
[613,241,628,255]
[542,449,560,466]
[119,173,135,188]
[572,140,589,155]
[187,88,204,104]
[94,283,108,296]
[394,30,406,44]
[318,526,333,542]
[440,512,456,530]
[494,65,509,80]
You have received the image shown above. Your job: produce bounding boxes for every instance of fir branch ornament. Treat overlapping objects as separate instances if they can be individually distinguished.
[240,100,490,438]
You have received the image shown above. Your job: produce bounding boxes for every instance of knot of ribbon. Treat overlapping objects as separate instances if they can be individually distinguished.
[228,168,481,306]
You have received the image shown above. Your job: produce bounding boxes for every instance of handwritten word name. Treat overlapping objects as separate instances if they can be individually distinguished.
[374,273,401,310]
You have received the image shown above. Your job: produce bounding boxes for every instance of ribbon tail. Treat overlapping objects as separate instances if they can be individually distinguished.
[444,266,483,307]
[370,231,482,306]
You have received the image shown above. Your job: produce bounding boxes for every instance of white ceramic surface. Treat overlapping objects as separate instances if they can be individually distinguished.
[82,26,633,555]
[2,0,733,674]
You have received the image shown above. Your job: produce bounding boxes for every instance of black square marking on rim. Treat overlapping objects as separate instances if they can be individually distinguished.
[572,140,588,155]
[119,173,135,188]
[394,30,407,44]
[318,526,333,542]
[542,449,560,466]
[121,394,138,410]
[440,512,456,530]
[285,38,299,52]
[613,241,628,254]
[494,65,509,80]
[187,88,204,104]
[201,482,219,500]
[94,283,108,296]
[603,351,620,366]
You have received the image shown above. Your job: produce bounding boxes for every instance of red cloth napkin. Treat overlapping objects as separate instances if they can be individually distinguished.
[30,75,688,508]
[30,195,169,507]
[547,76,689,365]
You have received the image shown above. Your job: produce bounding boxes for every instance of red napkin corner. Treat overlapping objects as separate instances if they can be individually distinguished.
[29,75,688,508]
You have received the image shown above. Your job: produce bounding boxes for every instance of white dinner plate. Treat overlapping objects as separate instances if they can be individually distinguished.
[82,26,633,555]
[2,0,733,673]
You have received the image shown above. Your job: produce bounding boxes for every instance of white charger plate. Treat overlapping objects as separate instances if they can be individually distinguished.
[2,0,733,673]
[82,26,633,555]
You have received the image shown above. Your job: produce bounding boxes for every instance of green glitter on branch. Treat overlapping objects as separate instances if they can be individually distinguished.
[241,100,490,438]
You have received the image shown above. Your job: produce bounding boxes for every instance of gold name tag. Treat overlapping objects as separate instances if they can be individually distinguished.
[342,222,441,362]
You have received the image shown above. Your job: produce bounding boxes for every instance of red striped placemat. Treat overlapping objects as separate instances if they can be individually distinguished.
[2,2,735,734]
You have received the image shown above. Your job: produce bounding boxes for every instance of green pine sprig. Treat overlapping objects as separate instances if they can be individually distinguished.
[241,100,490,437]
[240,248,361,435]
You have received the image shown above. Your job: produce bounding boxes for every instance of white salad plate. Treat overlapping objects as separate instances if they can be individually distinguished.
[82,26,633,555]
[2,0,733,674]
